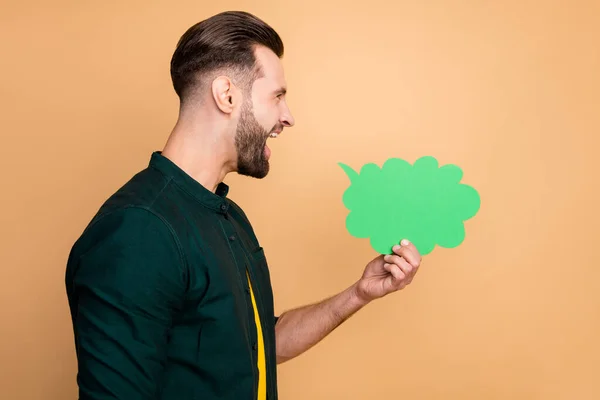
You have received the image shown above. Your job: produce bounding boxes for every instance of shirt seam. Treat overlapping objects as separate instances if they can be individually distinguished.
[80,177,188,282]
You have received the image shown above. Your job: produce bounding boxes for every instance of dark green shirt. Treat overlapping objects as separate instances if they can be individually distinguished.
[65,151,279,399]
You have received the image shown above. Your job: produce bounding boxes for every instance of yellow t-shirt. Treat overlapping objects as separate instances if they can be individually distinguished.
[247,272,266,400]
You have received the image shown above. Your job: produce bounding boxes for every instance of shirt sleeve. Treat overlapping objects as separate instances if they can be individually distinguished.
[69,207,186,400]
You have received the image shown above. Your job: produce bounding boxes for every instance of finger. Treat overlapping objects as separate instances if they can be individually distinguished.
[387,249,415,269]
[404,241,421,260]
[384,263,406,281]
[384,254,413,275]
[386,255,419,287]
[392,240,421,268]
[396,257,414,279]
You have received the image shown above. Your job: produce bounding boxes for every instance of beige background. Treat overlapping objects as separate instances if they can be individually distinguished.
[1,0,599,399]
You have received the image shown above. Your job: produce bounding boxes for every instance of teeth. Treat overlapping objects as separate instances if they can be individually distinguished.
[269,132,278,138]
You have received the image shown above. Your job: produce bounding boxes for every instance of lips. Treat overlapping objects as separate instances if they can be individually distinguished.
[269,127,282,138]
[264,142,272,159]
[264,128,282,160]
[269,124,284,138]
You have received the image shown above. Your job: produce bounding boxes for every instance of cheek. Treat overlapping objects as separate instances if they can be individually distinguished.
[253,103,279,130]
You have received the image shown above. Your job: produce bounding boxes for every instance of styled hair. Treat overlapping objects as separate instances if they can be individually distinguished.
[170,11,284,102]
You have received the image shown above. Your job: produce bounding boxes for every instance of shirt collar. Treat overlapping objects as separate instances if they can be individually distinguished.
[149,151,230,214]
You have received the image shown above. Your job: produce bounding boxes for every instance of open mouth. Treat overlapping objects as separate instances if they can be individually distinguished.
[264,131,280,159]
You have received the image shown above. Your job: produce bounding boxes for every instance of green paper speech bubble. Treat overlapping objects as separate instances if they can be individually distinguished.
[338,156,480,255]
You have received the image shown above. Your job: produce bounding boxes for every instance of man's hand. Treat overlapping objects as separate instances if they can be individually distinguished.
[274,239,421,363]
[354,239,422,303]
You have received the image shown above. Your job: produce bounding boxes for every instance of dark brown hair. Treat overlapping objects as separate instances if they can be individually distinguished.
[170,11,284,102]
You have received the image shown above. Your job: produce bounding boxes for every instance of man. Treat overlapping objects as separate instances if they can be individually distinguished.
[65,10,421,400]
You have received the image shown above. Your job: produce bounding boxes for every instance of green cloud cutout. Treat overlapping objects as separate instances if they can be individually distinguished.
[339,156,480,255]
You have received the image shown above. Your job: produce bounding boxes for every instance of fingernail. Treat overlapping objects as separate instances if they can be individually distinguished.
[401,239,410,246]
[392,245,401,251]
[384,255,391,262]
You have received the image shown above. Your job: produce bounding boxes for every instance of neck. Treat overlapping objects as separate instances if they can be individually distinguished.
[161,107,235,193]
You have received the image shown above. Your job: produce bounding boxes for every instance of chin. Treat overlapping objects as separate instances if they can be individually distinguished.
[251,168,270,179]
[238,164,270,179]
[239,172,269,179]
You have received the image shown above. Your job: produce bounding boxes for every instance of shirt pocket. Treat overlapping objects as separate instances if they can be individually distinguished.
[248,246,275,317]
[249,246,271,285]
[250,246,267,264]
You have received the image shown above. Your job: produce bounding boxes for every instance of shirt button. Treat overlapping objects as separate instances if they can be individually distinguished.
[229,235,236,241]
[220,204,227,211]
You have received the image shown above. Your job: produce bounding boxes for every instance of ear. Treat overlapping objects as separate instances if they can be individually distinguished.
[211,76,237,114]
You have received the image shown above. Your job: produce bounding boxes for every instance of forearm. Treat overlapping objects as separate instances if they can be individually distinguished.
[274,281,369,363]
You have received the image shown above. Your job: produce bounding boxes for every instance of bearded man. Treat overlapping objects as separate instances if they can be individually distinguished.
[65,10,421,400]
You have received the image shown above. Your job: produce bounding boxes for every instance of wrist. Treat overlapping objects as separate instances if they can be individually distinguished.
[349,281,371,308]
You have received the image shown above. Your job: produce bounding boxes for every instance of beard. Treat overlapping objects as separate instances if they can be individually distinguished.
[234,99,274,179]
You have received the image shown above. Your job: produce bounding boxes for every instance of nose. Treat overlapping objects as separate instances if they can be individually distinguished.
[281,104,295,128]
